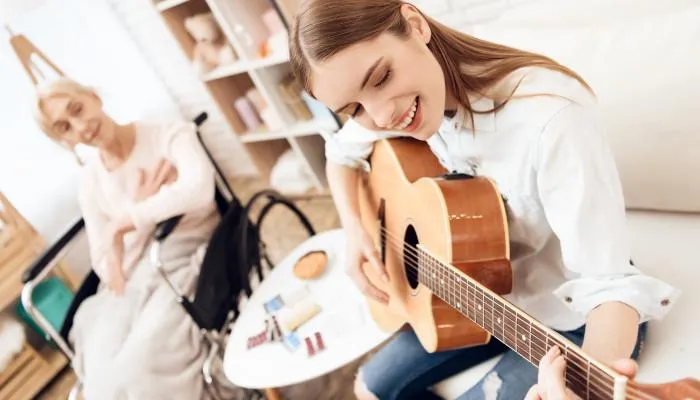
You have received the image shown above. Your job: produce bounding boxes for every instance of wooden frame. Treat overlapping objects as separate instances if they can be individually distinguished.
[0,193,74,400]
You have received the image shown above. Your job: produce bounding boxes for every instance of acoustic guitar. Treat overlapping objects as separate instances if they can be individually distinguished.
[357,138,700,399]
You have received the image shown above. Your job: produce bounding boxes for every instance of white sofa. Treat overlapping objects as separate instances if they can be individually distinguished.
[434,1,700,398]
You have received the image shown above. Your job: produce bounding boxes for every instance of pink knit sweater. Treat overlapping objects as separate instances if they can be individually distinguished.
[76,120,218,280]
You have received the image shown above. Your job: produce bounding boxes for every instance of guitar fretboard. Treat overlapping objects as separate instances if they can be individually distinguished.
[412,245,621,399]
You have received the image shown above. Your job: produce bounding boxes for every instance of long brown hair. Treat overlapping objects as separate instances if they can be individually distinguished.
[290,0,592,119]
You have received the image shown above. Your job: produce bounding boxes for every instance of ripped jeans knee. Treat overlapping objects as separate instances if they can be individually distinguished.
[354,370,380,400]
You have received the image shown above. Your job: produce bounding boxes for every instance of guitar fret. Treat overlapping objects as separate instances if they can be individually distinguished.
[499,300,505,344]
[516,316,533,364]
[435,257,442,299]
[515,311,520,355]
[430,254,436,294]
[461,275,468,318]
[530,325,547,362]
[586,361,591,400]
[503,307,517,350]
[489,292,495,340]
[439,261,446,300]
[528,320,532,364]
[452,270,463,315]
[479,287,485,328]
[450,269,456,309]
[483,291,495,336]
[454,271,462,314]
[446,269,452,303]
[472,282,480,325]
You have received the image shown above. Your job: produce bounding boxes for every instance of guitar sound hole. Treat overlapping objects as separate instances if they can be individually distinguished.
[403,225,420,290]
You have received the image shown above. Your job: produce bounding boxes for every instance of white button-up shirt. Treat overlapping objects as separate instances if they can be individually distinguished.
[324,67,680,331]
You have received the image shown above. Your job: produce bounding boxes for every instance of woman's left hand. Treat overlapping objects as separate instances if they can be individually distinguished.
[525,346,638,400]
[112,216,136,237]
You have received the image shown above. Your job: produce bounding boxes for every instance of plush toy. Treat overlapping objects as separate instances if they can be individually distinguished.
[184,12,237,73]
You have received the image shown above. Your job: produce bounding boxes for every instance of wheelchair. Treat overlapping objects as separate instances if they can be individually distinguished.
[20,112,316,399]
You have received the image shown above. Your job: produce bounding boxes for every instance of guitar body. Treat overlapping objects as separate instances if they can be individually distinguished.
[358,138,513,352]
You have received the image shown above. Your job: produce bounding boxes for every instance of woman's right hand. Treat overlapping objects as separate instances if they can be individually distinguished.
[133,159,178,202]
[346,224,390,304]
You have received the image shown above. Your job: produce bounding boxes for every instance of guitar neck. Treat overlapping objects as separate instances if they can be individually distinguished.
[415,245,626,399]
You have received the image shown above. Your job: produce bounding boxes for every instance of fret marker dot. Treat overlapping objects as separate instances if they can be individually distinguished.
[456,303,461,309]
[441,279,444,285]
[497,318,501,323]
[477,305,482,311]
[432,273,436,278]
[521,334,526,341]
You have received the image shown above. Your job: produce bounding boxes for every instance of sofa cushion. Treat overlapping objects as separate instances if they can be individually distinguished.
[432,209,700,398]
[468,3,700,213]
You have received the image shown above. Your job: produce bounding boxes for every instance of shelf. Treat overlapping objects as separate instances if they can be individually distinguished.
[0,345,68,400]
[155,0,192,12]
[204,74,257,134]
[245,139,291,180]
[239,117,337,143]
[154,0,335,190]
[201,51,289,81]
[158,0,211,63]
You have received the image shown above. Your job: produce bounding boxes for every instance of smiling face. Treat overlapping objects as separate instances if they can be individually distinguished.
[307,6,447,140]
[40,91,116,149]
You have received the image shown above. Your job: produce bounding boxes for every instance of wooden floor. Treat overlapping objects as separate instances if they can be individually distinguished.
[36,177,372,400]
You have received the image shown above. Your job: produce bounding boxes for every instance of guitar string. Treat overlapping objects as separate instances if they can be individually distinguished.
[380,231,657,400]
[388,234,612,395]
[383,230,659,400]
[380,232,617,399]
[376,228,659,400]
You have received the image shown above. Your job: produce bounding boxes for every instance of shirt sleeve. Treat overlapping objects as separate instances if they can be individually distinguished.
[324,118,402,171]
[535,102,681,323]
[128,121,216,230]
[76,170,111,280]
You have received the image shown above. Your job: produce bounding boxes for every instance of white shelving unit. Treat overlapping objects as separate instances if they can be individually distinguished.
[153,0,338,193]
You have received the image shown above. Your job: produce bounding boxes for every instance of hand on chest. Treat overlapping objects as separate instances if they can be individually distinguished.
[99,155,172,212]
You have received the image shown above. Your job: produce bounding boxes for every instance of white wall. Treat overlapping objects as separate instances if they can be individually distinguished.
[411,0,535,27]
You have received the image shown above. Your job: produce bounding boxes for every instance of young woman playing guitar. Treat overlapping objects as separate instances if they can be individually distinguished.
[289,1,685,399]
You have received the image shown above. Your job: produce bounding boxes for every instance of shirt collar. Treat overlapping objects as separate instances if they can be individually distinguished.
[445,93,497,134]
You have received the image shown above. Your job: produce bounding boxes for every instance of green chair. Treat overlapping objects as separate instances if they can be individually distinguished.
[16,275,74,347]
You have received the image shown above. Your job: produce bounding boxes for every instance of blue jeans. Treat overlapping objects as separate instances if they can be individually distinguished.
[361,323,647,400]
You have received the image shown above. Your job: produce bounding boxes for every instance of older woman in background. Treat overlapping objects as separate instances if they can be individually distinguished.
[33,77,230,399]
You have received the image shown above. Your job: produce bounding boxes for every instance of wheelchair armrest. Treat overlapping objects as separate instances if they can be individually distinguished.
[154,215,184,242]
[22,219,85,284]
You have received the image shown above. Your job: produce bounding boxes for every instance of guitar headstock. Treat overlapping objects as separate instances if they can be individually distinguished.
[630,377,700,400]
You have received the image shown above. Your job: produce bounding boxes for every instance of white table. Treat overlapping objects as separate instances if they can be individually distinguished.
[223,229,394,389]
